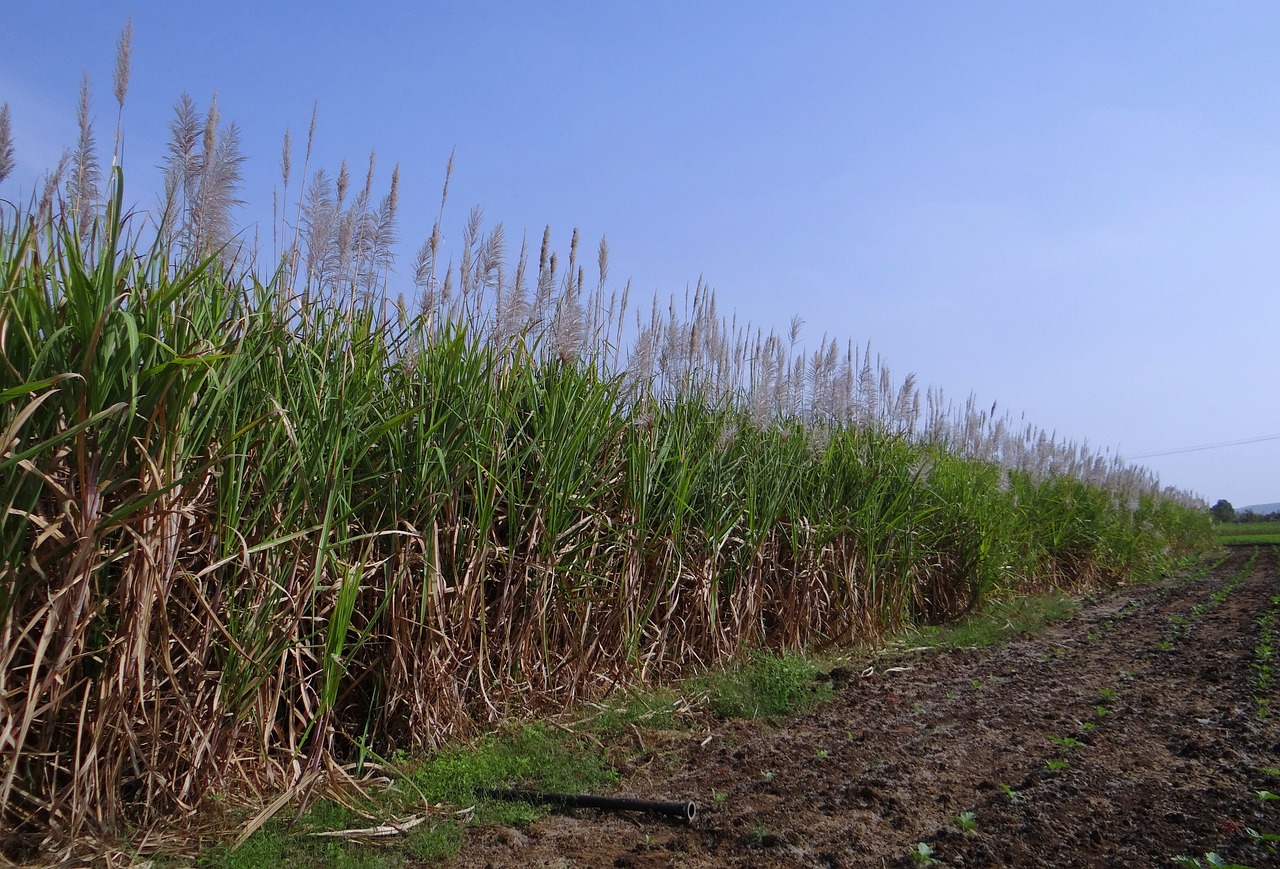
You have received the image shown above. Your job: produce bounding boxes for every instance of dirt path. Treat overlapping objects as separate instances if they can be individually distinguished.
[453,547,1280,868]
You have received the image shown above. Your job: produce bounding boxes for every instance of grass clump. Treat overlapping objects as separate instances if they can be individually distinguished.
[698,650,832,719]
[908,591,1079,650]
[209,724,613,868]
[203,805,395,869]
[586,688,686,735]
[411,723,617,822]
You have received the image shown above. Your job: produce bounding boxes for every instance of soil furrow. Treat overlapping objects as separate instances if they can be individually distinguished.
[453,548,1280,868]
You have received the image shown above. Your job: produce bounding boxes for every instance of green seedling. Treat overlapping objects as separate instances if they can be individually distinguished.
[953,811,978,833]
[1171,854,1256,869]
[910,841,939,864]
[815,748,829,759]
[1049,735,1084,751]
[999,783,1021,803]
[1045,759,1069,772]
[1257,790,1280,801]
[1098,688,1116,700]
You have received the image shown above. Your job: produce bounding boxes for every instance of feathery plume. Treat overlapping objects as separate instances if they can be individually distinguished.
[112,18,133,109]
[331,161,347,208]
[202,93,219,164]
[281,127,291,189]
[160,93,202,244]
[597,235,609,289]
[365,163,400,294]
[38,150,70,224]
[0,103,13,185]
[68,72,101,235]
[111,17,132,166]
[196,117,246,253]
[301,168,337,295]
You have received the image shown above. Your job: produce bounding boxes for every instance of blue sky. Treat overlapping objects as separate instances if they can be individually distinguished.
[3,1,1278,507]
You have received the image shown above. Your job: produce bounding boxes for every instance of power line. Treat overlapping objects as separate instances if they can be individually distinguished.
[1127,433,1280,460]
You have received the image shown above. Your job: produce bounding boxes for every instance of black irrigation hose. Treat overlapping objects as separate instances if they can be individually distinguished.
[479,788,697,822]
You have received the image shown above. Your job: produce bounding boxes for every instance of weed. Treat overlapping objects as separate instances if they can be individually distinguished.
[405,823,465,863]
[588,689,683,735]
[701,651,831,720]
[206,817,398,869]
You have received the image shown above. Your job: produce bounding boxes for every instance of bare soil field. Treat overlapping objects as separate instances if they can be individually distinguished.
[451,546,1280,868]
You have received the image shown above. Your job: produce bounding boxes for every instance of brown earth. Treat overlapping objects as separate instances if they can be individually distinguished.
[450,546,1280,868]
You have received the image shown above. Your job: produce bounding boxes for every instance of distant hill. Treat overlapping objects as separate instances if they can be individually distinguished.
[1242,502,1280,514]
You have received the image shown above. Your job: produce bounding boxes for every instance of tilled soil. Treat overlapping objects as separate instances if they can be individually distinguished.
[452,546,1280,868]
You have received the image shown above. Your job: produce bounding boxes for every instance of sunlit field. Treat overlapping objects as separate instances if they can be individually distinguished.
[1218,521,1280,545]
[0,25,1215,861]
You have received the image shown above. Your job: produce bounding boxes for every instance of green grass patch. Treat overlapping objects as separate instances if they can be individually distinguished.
[695,650,833,719]
[409,723,618,822]
[584,687,686,735]
[907,591,1079,650]
[1219,521,1280,545]
[200,802,396,869]
[206,723,616,868]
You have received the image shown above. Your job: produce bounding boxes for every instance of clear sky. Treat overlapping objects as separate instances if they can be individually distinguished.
[3,1,1278,507]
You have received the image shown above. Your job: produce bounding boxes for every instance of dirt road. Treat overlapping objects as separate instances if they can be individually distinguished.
[454,546,1280,868]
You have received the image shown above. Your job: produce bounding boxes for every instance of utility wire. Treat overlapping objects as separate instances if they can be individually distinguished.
[1127,433,1280,460]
